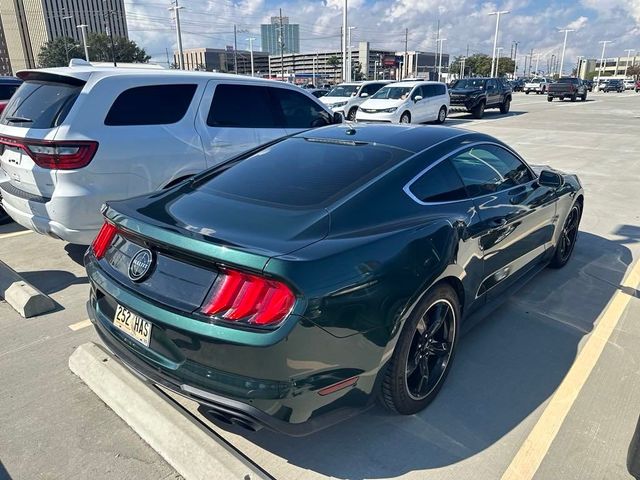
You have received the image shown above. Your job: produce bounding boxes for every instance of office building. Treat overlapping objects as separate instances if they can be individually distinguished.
[0,22,11,75]
[578,55,639,79]
[0,0,129,72]
[260,16,299,56]
[174,47,269,75]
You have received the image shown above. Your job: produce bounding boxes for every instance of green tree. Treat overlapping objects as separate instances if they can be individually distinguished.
[352,62,365,80]
[326,55,341,82]
[38,33,150,67]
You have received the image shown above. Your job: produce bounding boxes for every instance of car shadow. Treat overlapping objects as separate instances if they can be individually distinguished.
[64,243,89,266]
[19,270,88,295]
[0,460,12,480]
[0,222,27,235]
[446,111,526,125]
[200,230,633,479]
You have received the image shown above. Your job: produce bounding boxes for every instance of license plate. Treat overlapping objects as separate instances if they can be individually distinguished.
[113,304,152,347]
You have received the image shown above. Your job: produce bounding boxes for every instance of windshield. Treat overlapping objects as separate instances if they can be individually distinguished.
[326,85,359,97]
[451,79,485,89]
[530,78,544,83]
[371,86,413,100]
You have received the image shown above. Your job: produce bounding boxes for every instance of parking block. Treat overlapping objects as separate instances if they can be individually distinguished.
[69,342,270,480]
[0,259,56,318]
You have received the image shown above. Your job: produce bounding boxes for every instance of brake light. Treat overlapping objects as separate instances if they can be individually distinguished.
[0,135,98,169]
[91,222,118,259]
[201,268,296,326]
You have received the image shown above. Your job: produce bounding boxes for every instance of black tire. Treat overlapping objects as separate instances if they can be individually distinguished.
[547,96,553,102]
[525,91,530,95]
[381,284,460,414]
[0,205,12,225]
[471,101,485,119]
[400,112,411,124]
[347,107,358,121]
[500,97,511,114]
[570,93,577,102]
[549,201,582,269]
[581,92,587,101]
[435,106,447,124]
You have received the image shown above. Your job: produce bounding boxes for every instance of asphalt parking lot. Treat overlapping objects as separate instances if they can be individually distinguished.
[1,89,640,480]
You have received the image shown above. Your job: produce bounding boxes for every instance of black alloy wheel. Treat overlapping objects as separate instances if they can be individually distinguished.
[547,96,553,102]
[347,107,358,121]
[400,112,411,124]
[381,284,459,414]
[550,202,582,268]
[472,101,485,119]
[500,98,511,114]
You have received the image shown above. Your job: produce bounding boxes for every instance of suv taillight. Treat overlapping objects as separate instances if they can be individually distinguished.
[201,268,296,327]
[0,136,98,169]
[91,222,118,259]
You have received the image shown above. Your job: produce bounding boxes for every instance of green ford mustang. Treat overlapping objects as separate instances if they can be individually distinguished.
[85,124,583,435]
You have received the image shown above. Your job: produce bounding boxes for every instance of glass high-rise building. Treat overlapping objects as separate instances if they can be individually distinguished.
[260,17,299,56]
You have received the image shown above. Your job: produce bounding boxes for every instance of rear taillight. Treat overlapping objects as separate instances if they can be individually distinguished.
[201,268,296,327]
[0,135,98,169]
[91,222,118,259]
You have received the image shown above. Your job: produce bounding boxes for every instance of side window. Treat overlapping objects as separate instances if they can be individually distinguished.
[362,83,383,96]
[208,84,277,128]
[435,84,446,96]
[486,79,497,90]
[408,158,468,203]
[450,144,534,197]
[421,85,434,97]
[105,84,197,126]
[270,88,331,129]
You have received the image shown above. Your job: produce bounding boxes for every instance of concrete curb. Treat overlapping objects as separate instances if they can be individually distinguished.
[0,260,56,318]
[69,342,270,480]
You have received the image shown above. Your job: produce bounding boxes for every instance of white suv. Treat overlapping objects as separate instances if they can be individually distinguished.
[0,64,338,244]
[320,81,392,120]
[355,81,450,124]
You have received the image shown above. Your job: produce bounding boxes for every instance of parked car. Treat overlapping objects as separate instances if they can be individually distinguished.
[603,79,625,93]
[636,80,640,93]
[584,79,594,92]
[448,77,512,119]
[509,78,525,92]
[308,88,329,98]
[595,78,610,92]
[547,77,588,102]
[523,77,549,94]
[84,123,583,435]
[0,76,22,224]
[624,79,635,90]
[0,65,340,244]
[320,81,393,120]
[355,81,449,124]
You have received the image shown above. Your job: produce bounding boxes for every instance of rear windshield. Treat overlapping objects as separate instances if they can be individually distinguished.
[196,137,410,208]
[0,80,82,128]
[557,78,578,83]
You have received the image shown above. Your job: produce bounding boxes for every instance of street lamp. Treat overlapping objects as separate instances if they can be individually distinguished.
[488,10,510,77]
[347,26,357,81]
[76,24,89,61]
[496,46,503,76]
[246,37,256,77]
[597,40,612,85]
[558,28,575,77]
[437,38,446,82]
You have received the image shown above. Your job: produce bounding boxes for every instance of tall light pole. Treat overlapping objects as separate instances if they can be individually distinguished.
[496,46,503,76]
[169,0,184,69]
[342,0,348,82]
[247,37,256,76]
[437,38,446,81]
[558,28,575,77]
[488,10,510,77]
[76,24,89,61]
[625,49,635,77]
[347,26,356,82]
[597,40,612,85]
[512,41,519,78]
[534,53,541,76]
[61,13,73,63]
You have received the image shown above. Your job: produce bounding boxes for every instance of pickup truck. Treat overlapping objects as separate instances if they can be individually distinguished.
[448,77,512,119]
[547,77,588,102]
[524,77,549,94]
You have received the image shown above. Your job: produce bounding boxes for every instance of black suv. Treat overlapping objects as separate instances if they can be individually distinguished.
[603,79,624,93]
[449,78,512,119]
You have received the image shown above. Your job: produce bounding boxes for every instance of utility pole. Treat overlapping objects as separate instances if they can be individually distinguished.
[165,47,170,67]
[280,8,285,81]
[496,47,503,76]
[77,24,90,61]
[488,10,509,77]
[102,1,117,67]
[534,53,540,76]
[597,40,612,85]
[625,49,635,77]
[247,37,256,76]
[168,0,184,69]
[233,25,238,74]
[437,38,446,81]
[342,0,347,82]
[61,10,73,64]
[558,28,574,77]
[404,28,408,80]
[528,48,533,76]
[512,41,518,77]
[435,19,440,80]
[348,26,356,81]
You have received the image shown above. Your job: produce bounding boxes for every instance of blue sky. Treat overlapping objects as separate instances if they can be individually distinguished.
[125,0,640,69]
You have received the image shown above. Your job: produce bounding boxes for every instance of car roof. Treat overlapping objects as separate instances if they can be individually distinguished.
[0,76,22,84]
[294,123,480,154]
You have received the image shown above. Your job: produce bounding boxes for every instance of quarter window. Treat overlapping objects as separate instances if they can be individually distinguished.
[105,84,197,126]
[409,158,468,203]
[450,144,534,197]
[270,88,331,129]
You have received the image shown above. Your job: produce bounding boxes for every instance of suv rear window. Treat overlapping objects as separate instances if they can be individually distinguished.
[0,81,82,129]
[196,137,410,208]
[105,84,197,126]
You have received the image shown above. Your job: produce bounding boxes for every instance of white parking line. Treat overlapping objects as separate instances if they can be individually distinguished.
[0,230,33,240]
[68,319,92,331]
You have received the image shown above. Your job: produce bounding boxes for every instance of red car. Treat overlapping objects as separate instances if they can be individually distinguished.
[635,80,640,93]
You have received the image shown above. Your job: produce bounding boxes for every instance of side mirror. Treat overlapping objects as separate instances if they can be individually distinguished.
[538,170,564,188]
[360,92,369,98]
[332,112,344,124]
[413,95,423,102]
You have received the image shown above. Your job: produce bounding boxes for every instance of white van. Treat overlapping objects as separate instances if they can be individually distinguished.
[0,64,339,244]
[355,81,449,124]
[320,81,392,120]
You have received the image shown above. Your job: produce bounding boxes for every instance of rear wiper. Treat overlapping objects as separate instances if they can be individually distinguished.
[5,116,32,123]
